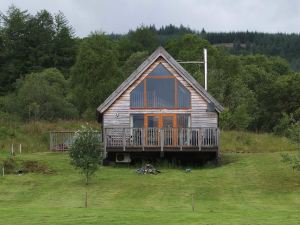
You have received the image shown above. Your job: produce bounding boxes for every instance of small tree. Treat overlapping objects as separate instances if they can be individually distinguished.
[69,126,102,185]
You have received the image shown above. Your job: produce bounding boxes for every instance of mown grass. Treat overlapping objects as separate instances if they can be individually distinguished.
[0,121,299,224]
[0,151,300,224]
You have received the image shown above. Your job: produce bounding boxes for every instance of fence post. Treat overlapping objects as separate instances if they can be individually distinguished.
[19,144,22,154]
[85,192,88,208]
[192,194,195,212]
[11,143,14,155]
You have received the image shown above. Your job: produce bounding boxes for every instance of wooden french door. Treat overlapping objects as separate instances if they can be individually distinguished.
[144,114,177,146]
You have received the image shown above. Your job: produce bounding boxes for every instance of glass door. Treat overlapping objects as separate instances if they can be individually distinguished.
[162,115,177,146]
[144,114,177,146]
[145,114,160,146]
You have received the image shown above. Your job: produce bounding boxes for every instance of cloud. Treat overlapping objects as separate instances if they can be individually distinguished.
[1,0,299,37]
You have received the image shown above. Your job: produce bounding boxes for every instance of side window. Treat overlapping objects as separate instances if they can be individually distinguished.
[177,114,190,128]
[130,82,144,108]
[132,114,144,128]
[178,82,191,108]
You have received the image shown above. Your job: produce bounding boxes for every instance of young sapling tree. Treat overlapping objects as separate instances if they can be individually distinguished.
[69,125,102,185]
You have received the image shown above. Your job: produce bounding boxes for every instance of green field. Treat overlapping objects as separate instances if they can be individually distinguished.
[0,151,300,225]
[0,121,300,224]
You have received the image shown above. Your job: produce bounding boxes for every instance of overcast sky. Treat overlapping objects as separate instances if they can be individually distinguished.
[1,0,300,37]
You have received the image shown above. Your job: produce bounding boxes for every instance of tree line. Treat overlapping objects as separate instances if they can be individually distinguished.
[1,6,300,140]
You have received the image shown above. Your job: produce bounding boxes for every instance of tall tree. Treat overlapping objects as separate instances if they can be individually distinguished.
[0,6,76,94]
[70,33,121,117]
[0,6,31,93]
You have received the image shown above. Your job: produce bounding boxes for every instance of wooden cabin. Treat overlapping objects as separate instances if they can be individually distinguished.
[97,47,223,163]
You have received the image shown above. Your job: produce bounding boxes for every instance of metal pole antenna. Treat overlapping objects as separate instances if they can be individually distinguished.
[177,48,208,91]
[204,48,207,91]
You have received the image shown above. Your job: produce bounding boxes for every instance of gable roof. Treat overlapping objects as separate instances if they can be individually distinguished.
[97,46,224,114]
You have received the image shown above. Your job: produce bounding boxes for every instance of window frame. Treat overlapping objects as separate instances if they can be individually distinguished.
[130,63,191,109]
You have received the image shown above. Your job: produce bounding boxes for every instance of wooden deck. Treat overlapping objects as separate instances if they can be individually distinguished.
[104,127,219,152]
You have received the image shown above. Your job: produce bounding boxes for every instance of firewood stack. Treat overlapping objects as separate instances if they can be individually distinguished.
[136,164,161,175]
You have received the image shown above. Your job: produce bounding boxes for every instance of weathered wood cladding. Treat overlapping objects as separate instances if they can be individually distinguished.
[103,57,217,128]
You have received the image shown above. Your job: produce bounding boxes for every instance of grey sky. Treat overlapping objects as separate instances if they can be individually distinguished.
[1,0,300,37]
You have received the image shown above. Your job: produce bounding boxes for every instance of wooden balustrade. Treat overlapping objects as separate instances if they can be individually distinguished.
[105,127,219,150]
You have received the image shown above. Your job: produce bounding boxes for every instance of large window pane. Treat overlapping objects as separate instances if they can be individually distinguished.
[149,63,172,76]
[178,82,191,108]
[130,82,144,107]
[147,78,175,108]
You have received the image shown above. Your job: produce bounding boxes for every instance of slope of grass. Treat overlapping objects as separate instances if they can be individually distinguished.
[0,121,298,154]
[0,151,300,224]
[221,130,298,153]
[0,120,98,153]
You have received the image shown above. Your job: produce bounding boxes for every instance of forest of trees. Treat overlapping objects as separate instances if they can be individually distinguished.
[1,6,300,141]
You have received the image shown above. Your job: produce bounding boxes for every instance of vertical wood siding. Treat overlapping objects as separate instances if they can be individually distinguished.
[103,57,217,128]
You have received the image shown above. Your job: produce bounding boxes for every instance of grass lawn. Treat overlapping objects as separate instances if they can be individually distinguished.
[0,151,300,225]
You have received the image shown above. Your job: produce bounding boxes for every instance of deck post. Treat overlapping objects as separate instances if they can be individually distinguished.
[198,128,202,151]
[103,129,107,158]
[122,128,126,151]
[179,128,182,151]
[160,129,164,152]
[217,128,220,159]
[49,132,52,151]
[141,128,145,151]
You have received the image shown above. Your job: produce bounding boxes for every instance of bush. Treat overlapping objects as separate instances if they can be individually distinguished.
[21,160,54,174]
[273,113,292,136]
[0,126,16,140]
[1,158,18,174]
[274,113,300,143]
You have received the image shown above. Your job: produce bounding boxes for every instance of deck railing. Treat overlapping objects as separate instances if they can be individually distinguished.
[104,127,219,150]
[49,131,102,151]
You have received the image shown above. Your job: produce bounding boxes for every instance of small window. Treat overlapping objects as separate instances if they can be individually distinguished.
[130,82,144,108]
[177,114,190,128]
[132,114,144,128]
[178,82,191,108]
[207,102,216,112]
[148,63,172,76]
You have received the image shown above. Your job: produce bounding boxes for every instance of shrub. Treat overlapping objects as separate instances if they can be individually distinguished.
[21,160,53,174]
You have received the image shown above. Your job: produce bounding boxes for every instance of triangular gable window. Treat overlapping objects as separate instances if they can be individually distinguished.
[148,63,172,76]
[130,62,191,109]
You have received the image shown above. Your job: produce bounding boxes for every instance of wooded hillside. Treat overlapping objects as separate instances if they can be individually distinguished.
[1,6,300,141]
